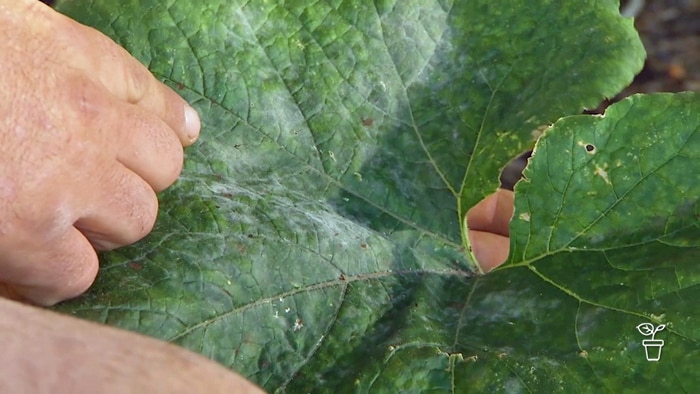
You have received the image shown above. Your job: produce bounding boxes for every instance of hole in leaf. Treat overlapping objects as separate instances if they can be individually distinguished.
[499,150,532,191]
[585,144,595,153]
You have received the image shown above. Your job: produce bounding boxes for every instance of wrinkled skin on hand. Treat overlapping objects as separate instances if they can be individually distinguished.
[0,0,201,305]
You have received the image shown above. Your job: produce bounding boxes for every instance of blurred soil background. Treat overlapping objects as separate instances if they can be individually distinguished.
[621,0,700,95]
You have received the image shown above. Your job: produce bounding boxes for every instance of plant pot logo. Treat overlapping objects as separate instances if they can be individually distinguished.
[636,323,666,362]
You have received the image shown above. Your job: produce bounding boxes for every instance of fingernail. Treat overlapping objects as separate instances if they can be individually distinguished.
[184,104,201,143]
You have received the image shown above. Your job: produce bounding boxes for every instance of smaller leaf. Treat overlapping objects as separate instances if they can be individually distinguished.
[637,323,655,336]
[654,324,667,335]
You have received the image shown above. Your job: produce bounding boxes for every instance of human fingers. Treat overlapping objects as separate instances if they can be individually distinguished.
[61,73,185,193]
[0,2,197,305]
[112,99,185,192]
[58,77,178,251]
[0,83,165,302]
[75,163,159,251]
[466,189,515,272]
[76,24,202,146]
[466,189,514,236]
[467,231,510,273]
[46,6,201,146]
[0,228,99,306]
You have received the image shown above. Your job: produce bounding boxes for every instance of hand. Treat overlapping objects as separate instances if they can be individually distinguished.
[0,1,200,305]
[467,189,514,272]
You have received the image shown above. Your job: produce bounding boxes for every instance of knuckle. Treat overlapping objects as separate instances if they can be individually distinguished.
[90,30,151,103]
[3,195,75,242]
[121,53,151,103]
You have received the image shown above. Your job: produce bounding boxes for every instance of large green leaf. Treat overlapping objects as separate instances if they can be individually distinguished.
[50,0,700,392]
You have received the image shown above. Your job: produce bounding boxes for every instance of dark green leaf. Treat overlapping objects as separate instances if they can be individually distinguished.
[50,1,700,392]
